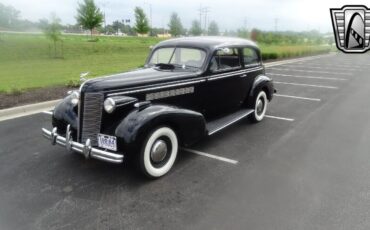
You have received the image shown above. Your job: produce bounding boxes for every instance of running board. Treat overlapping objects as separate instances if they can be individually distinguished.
[206,109,254,136]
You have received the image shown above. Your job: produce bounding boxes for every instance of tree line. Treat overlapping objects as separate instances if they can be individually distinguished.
[0,1,219,37]
[0,0,331,45]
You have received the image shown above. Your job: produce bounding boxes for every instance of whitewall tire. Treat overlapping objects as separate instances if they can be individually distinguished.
[250,90,268,123]
[140,127,178,178]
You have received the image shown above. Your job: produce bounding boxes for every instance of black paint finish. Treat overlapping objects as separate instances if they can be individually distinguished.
[51,37,275,156]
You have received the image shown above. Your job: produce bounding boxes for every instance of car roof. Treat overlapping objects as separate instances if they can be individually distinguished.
[153,36,259,52]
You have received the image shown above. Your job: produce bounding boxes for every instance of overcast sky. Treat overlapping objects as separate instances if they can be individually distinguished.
[1,0,368,32]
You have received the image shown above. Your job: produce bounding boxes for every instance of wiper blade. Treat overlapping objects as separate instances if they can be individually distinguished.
[154,63,175,70]
[154,63,199,71]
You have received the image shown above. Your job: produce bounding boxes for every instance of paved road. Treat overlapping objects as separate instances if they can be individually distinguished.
[1,53,370,229]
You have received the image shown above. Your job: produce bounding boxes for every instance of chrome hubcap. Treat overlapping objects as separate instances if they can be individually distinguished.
[256,99,264,115]
[150,140,168,163]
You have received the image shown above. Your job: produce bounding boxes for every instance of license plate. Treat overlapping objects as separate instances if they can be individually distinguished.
[97,134,117,151]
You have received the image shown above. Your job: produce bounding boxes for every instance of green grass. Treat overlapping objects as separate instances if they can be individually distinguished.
[0,34,163,93]
[0,33,331,93]
[259,44,331,60]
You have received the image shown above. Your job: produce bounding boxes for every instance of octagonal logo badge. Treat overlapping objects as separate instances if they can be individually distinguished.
[330,5,370,53]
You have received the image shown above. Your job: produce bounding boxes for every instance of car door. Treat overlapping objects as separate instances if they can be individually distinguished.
[241,47,264,100]
[202,47,246,118]
[149,47,207,113]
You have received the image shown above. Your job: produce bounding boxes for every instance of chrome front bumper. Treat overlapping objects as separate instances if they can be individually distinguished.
[41,125,124,164]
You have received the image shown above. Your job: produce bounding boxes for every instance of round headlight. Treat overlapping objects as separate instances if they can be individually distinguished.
[70,91,80,106]
[104,98,116,113]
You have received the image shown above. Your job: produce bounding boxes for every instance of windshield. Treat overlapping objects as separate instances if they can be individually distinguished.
[148,47,207,70]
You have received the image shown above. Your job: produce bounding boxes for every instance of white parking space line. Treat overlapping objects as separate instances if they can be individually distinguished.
[282,65,353,71]
[299,63,363,68]
[275,94,321,102]
[274,81,338,89]
[268,67,351,75]
[182,148,239,165]
[265,115,295,122]
[42,111,53,115]
[326,62,370,66]
[264,53,335,68]
[267,73,347,81]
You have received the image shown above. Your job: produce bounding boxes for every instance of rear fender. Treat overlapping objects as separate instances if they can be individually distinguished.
[246,74,274,106]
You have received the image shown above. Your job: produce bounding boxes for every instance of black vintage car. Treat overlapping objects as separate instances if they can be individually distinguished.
[42,37,275,178]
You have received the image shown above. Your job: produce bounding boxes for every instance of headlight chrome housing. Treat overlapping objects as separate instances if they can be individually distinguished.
[104,98,116,114]
[70,91,80,107]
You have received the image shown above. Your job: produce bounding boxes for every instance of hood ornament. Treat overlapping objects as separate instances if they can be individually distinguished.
[80,72,90,83]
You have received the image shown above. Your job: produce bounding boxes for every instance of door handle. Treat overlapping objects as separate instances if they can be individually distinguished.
[240,74,247,78]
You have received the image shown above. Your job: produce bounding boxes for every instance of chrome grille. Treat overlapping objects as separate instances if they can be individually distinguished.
[80,92,103,146]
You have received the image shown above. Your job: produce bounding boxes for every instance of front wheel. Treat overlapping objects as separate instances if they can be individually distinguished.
[249,90,268,123]
[139,126,178,178]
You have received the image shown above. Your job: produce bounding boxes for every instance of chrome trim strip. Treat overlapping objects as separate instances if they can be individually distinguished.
[108,79,206,96]
[210,68,248,76]
[79,69,200,92]
[106,67,263,96]
[42,127,124,164]
[208,72,242,81]
[116,100,137,107]
[208,67,263,81]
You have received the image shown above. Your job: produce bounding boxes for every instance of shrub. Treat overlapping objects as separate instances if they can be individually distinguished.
[66,79,81,88]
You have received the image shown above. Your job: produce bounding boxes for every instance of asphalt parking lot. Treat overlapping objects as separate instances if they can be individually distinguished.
[1,53,370,229]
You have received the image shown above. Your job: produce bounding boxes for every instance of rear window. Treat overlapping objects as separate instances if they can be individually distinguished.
[243,48,260,67]
[210,48,241,72]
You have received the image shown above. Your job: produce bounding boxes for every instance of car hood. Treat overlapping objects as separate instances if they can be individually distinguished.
[81,67,200,93]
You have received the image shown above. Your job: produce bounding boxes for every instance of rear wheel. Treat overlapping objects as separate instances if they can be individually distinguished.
[139,126,178,178]
[249,90,268,123]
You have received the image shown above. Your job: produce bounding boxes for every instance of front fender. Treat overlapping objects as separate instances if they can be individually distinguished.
[115,104,206,152]
[52,95,78,132]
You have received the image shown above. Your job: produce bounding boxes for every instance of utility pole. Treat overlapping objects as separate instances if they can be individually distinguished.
[203,7,210,34]
[198,5,203,34]
[162,18,165,36]
[198,6,210,35]
[274,17,278,32]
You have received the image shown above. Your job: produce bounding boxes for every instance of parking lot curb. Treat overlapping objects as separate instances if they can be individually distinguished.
[0,100,60,122]
[0,53,335,122]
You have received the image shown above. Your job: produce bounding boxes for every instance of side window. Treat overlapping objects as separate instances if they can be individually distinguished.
[210,48,241,72]
[243,48,260,67]
[170,48,206,68]
[150,48,175,64]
